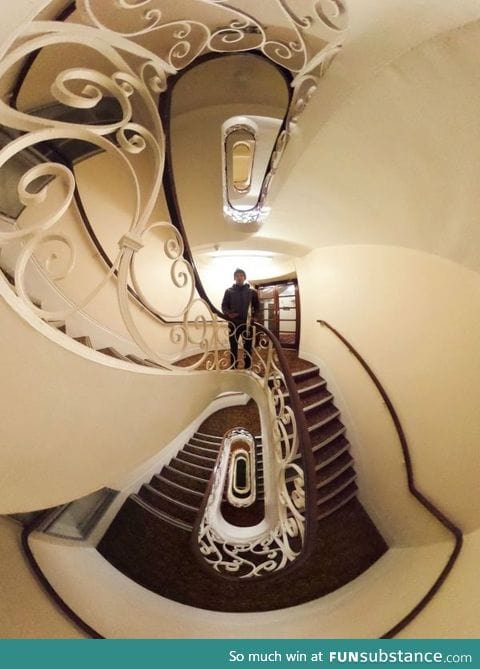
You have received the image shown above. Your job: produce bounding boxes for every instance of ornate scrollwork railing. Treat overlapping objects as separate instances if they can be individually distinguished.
[0,0,347,367]
[193,328,317,578]
[0,1,341,574]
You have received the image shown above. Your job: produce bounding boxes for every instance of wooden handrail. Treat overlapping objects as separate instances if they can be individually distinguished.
[316,319,463,638]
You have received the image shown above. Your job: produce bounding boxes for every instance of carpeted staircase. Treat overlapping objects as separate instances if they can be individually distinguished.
[134,433,221,530]
[97,357,388,612]
[0,267,387,610]
[287,365,357,519]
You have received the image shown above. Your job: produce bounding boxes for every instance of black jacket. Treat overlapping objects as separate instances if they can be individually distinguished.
[221,283,260,324]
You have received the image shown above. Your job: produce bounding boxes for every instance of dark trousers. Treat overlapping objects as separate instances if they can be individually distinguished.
[228,321,253,369]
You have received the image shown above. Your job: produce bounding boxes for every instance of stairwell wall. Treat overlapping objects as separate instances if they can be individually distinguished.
[0,280,255,513]
[297,244,480,541]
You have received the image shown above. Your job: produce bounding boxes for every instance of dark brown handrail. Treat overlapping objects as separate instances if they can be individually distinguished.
[316,319,463,638]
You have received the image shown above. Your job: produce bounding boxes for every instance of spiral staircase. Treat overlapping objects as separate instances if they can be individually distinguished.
[0,0,472,640]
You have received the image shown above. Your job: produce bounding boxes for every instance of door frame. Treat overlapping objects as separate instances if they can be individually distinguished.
[253,277,300,349]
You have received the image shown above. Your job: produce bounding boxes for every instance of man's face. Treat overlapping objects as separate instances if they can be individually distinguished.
[234,272,246,286]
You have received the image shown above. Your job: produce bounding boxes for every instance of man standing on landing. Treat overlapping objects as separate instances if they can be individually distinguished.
[221,268,260,369]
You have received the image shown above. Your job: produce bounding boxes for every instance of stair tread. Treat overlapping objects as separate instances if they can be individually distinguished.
[74,335,94,348]
[98,347,131,361]
[317,483,358,520]
[138,485,199,524]
[150,474,204,506]
[306,406,340,431]
[316,468,357,504]
[291,365,319,379]
[195,432,222,441]
[302,390,334,410]
[310,419,345,448]
[161,466,208,492]
[175,452,215,471]
[315,451,353,485]
[169,458,212,480]
[188,437,221,452]
[126,354,162,368]
[140,484,200,511]
[130,494,193,531]
[182,444,218,461]
[313,435,351,468]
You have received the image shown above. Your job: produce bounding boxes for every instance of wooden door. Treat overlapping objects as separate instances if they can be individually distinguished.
[256,279,300,349]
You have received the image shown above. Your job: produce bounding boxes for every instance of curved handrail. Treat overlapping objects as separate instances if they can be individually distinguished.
[316,319,463,638]
[255,320,318,556]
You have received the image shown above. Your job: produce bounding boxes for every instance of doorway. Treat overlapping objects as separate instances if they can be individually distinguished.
[255,278,300,349]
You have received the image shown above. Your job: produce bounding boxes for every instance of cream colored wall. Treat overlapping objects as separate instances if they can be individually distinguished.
[0,0,67,97]
[0,282,254,513]
[0,1,51,56]
[0,518,85,638]
[297,245,480,536]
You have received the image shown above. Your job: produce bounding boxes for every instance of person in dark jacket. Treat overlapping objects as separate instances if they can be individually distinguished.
[221,268,260,369]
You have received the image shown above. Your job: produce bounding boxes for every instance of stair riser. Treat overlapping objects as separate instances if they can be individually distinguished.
[183,444,219,459]
[161,467,208,493]
[138,486,198,524]
[317,484,358,520]
[150,476,204,507]
[177,451,216,469]
[170,459,212,481]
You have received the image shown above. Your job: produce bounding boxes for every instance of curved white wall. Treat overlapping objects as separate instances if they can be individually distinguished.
[266,12,480,272]
[0,282,262,513]
[297,245,480,535]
